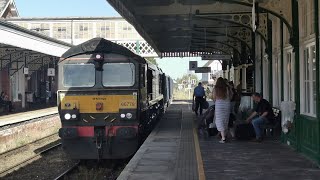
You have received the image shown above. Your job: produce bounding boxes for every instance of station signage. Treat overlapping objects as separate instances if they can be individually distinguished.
[189,61,198,70]
[195,67,211,73]
[47,68,55,76]
[23,67,29,75]
[201,54,231,60]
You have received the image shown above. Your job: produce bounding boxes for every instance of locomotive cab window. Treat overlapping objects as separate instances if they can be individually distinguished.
[102,63,135,87]
[63,64,95,87]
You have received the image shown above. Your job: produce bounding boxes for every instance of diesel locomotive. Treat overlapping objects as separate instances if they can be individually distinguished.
[57,38,173,159]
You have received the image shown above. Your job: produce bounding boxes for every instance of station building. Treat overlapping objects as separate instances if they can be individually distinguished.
[6,17,157,57]
[106,0,320,164]
[0,0,157,111]
[200,60,222,85]
[0,0,72,111]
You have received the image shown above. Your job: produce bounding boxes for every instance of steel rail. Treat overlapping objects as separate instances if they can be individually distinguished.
[53,161,81,180]
[0,143,62,177]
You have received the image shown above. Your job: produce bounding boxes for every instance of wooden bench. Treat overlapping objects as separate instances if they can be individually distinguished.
[262,107,281,137]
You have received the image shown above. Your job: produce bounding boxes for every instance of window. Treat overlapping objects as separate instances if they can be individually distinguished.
[74,23,93,39]
[102,63,135,87]
[210,73,215,80]
[284,25,290,45]
[262,56,270,101]
[312,46,316,114]
[301,45,316,116]
[118,21,138,40]
[278,54,282,103]
[17,23,29,29]
[285,51,294,101]
[63,64,95,87]
[96,21,115,39]
[309,0,315,35]
[273,54,282,107]
[299,0,315,37]
[53,23,71,39]
[30,23,50,36]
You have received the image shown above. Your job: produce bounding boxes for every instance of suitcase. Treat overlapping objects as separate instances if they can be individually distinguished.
[235,123,256,140]
[202,100,209,109]
[198,105,215,129]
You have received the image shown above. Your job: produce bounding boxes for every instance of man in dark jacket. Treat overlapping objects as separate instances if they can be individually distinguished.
[246,92,274,142]
[193,82,206,116]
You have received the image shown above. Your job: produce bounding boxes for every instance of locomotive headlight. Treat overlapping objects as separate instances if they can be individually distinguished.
[64,113,71,120]
[120,114,125,118]
[126,113,133,119]
[96,54,102,59]
[71,114,77,119]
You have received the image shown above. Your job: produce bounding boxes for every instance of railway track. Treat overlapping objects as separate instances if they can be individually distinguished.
[0,142,61,177]
[54,161,81,180]
[0,132,59,157]
[53,159,128,180]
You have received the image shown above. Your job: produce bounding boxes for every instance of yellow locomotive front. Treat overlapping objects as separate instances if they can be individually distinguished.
[57,38,145,159]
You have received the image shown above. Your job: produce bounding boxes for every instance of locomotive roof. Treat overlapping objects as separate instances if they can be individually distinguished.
[60,38,146,63]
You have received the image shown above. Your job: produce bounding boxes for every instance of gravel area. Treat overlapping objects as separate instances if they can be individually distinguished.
[0,134,60,172]
[1,135,127,180]
[2,146,77,180]
[64,160,127,180]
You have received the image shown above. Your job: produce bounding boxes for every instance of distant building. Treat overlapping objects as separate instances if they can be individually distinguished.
[6,17,157,57]
[7,17,142,44]
[201,60,222,85]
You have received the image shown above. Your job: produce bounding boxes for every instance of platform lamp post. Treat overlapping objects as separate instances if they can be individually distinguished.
[46,63,51,104]
[188,74,192,100]
[47,59,56,104]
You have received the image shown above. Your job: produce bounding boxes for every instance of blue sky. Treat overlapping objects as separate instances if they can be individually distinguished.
[15,0,120,17]
[14,0,206,80]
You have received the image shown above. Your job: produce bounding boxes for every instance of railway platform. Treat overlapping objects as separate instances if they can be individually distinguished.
[0,107,58,127]
[118,101,320,180]
[0,107,60,154]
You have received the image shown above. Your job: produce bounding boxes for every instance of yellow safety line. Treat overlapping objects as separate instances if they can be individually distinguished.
[193,127,206,180]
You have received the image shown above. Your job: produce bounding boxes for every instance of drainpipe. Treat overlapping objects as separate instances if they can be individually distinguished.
[291,0,300,151]
[314,0,320,160]
[267,18,273,105]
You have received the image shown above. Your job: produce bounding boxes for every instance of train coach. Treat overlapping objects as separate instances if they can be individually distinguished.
[57,38,173,159]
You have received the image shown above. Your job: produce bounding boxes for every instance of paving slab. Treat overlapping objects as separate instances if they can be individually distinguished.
[0,107,58,126]
[117,101,198,180]
[199,134,320,180]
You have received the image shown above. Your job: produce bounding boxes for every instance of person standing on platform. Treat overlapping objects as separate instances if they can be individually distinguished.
[236,81,242,94]
[229,81,237,114]
[0,91,13,112]
[193,82,206,116]
[212,77,231,143]
[235,81,242,114]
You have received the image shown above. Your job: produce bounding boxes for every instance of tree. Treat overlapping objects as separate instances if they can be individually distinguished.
[176,73,199,86]
[145,57,158,66]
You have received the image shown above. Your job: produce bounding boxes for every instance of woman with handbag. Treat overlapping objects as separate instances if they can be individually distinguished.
[212,78,231,143]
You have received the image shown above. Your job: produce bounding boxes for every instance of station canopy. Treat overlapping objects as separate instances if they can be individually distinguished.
[0,21,72,75]
[107,0,292,61]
